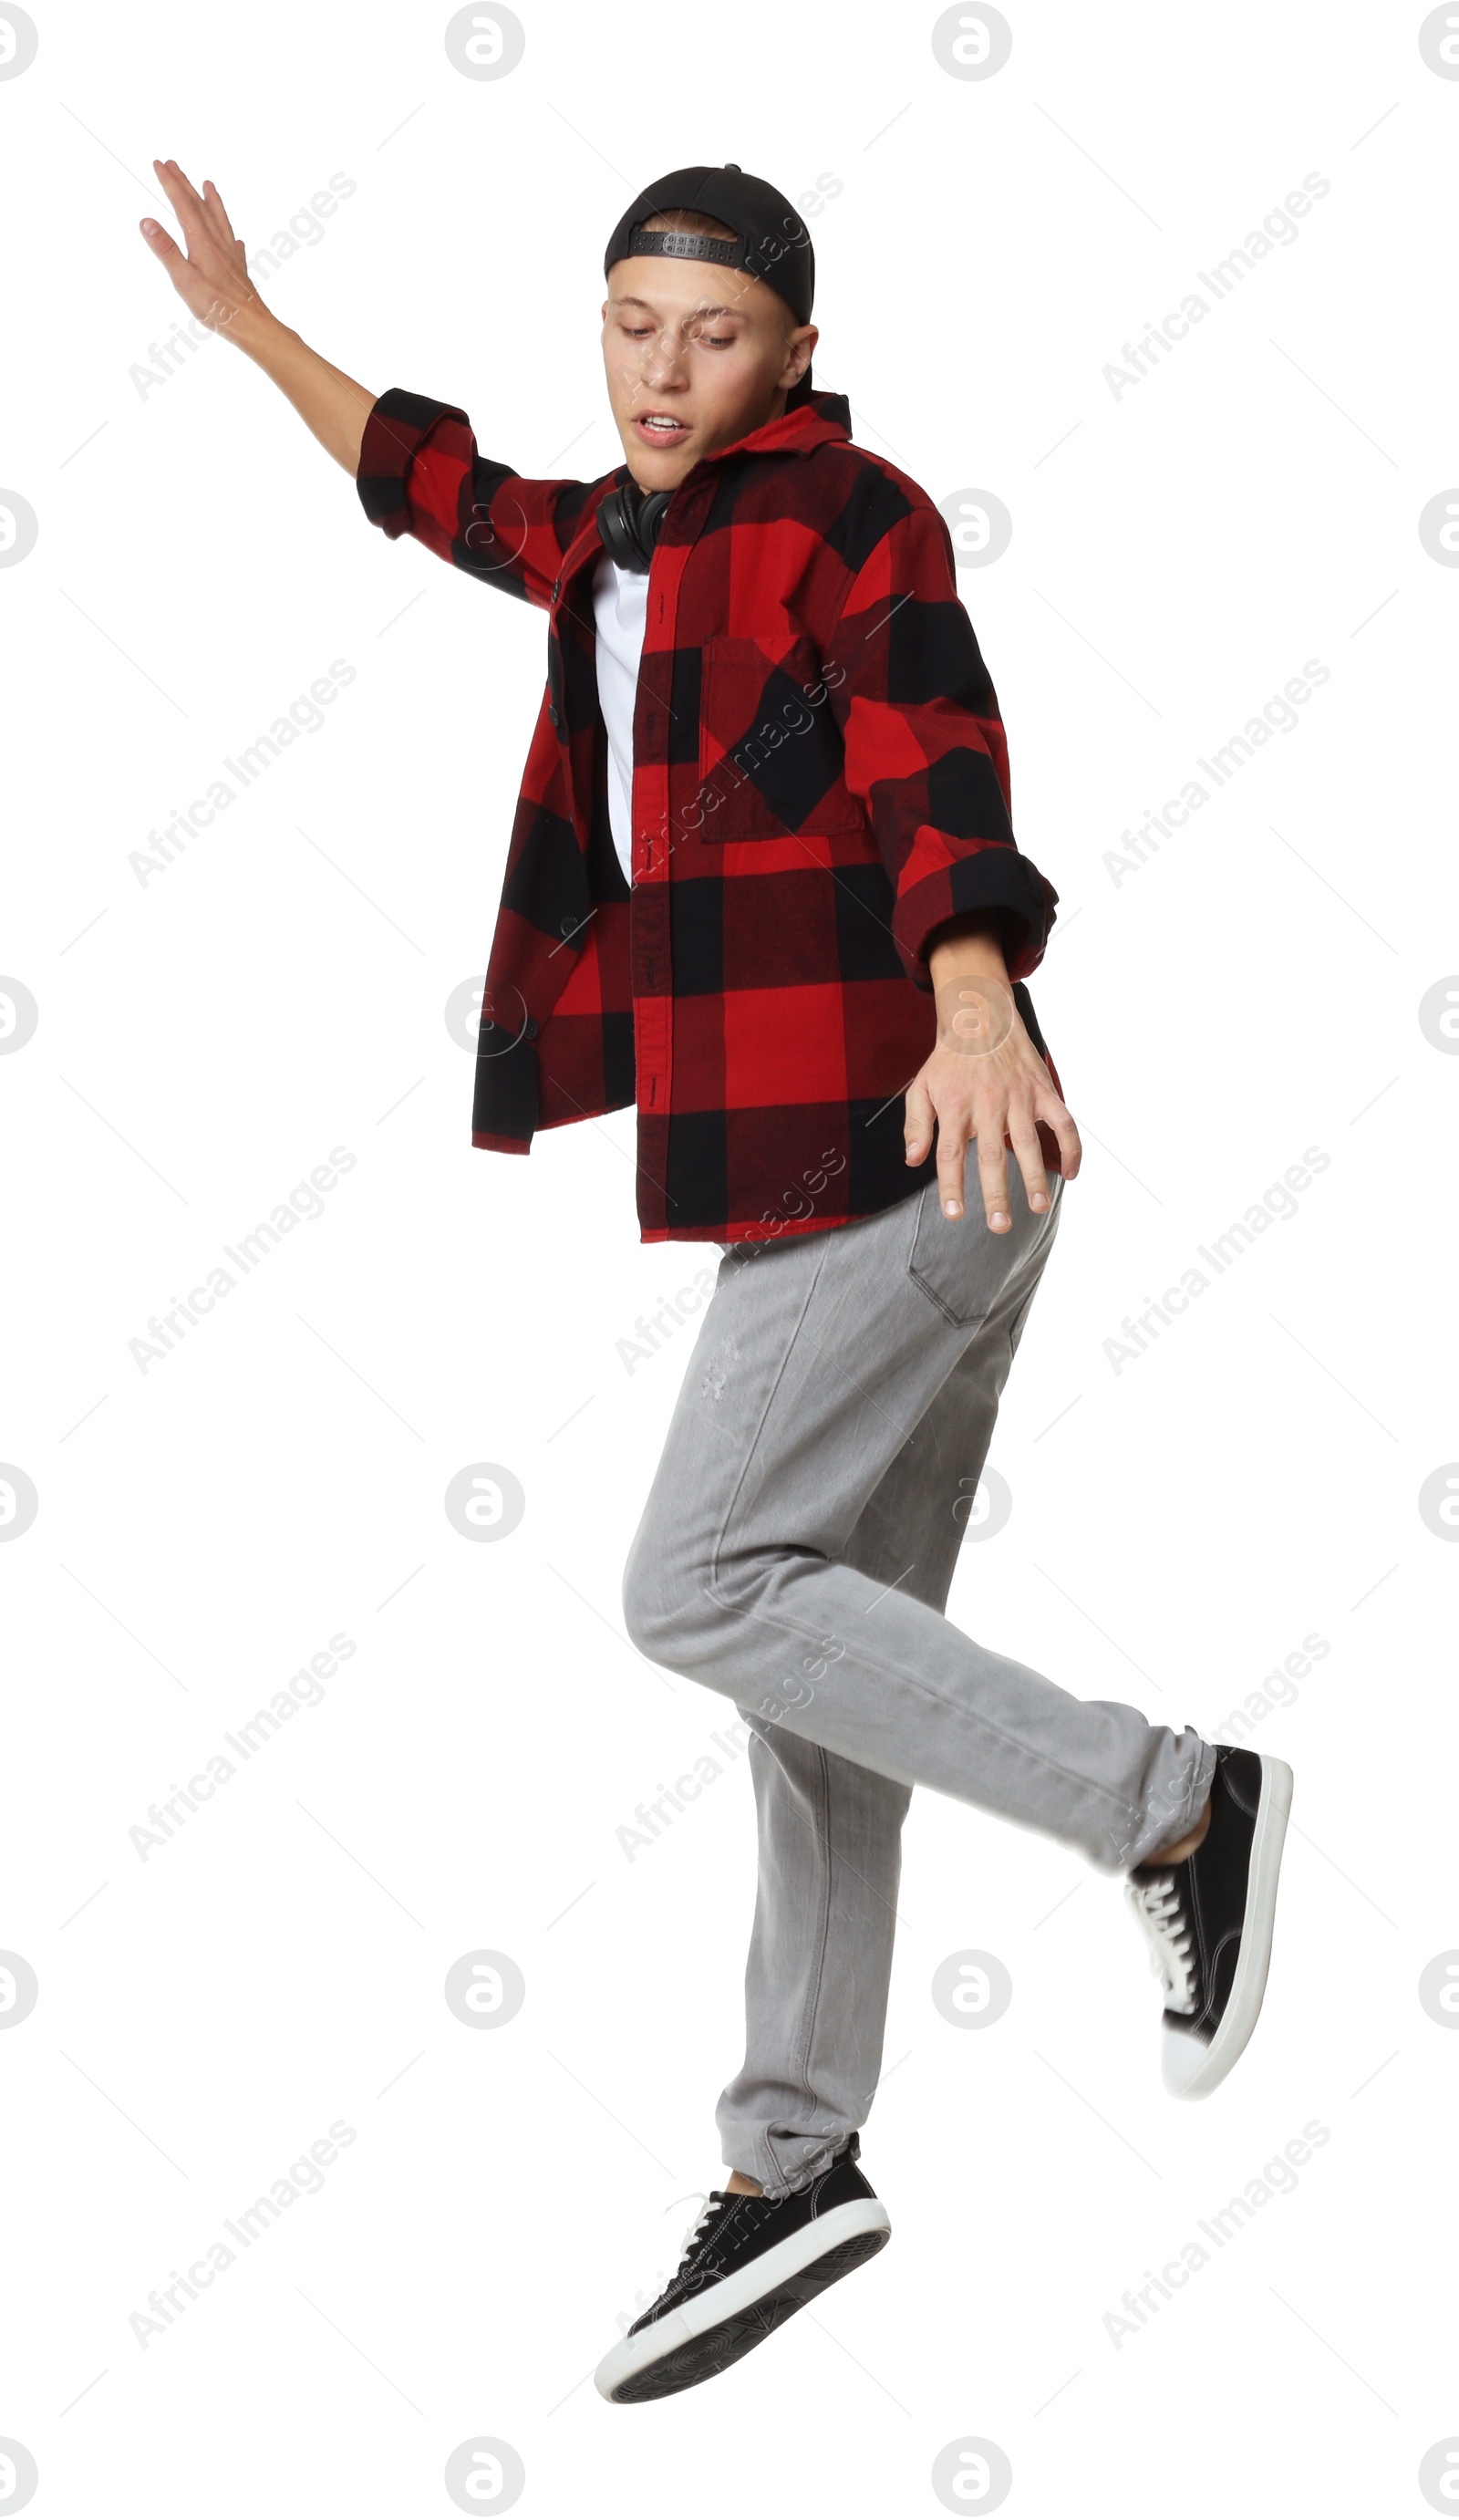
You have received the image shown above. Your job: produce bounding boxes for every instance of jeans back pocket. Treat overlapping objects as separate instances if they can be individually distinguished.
[907,1171,1061,1327]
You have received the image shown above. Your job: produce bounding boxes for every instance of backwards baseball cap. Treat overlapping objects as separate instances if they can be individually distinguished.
[603,163,817,405]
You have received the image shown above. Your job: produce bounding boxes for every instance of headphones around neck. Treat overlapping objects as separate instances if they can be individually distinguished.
[597,474,674,573]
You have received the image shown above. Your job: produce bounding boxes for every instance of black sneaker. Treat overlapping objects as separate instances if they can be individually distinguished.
[1124,1744,1293,2100]
[594,2135,890,2404]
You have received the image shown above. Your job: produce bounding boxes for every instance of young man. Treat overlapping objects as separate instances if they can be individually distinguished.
[141,157,1293,2407]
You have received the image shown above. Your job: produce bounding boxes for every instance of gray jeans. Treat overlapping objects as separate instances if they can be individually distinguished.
[621,1167,1216,2200]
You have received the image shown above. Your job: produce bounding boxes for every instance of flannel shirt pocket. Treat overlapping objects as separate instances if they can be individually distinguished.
[698,636,864,842]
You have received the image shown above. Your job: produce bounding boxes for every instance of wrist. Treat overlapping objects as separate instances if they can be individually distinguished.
[927,918,1011,993]
[227,302,291,363]
[932,966,1017,1060]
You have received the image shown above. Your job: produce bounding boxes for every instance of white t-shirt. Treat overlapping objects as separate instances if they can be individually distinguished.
[591,549,649,887]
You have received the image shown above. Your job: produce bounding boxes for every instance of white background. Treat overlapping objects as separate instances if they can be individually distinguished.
[3,0,1457,2512]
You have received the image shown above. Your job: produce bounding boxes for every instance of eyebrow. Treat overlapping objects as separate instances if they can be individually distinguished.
[612,296,748,322]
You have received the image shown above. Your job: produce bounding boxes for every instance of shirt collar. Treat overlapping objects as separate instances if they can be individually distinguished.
[696,387,852,466]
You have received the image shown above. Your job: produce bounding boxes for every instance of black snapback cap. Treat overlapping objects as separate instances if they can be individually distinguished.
[604,163,817,402]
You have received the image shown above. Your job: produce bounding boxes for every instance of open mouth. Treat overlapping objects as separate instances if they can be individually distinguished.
[633,412,692,445]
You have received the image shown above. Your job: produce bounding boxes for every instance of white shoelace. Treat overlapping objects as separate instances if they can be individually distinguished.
[1123,1869,1198,2014]
[665,2190,728,2265]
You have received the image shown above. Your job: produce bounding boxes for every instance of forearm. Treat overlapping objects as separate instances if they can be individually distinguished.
[230,307,377,475]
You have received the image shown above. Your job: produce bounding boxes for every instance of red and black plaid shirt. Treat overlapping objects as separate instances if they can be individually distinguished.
[357,384,1061,1243]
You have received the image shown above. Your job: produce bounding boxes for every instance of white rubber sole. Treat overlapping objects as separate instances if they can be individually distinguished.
[1167,1754,1293,2100]
[594,2196,891,2402]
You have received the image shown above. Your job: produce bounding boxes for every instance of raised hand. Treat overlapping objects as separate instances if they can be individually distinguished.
[135,157,376,472]
[139,159,270,343]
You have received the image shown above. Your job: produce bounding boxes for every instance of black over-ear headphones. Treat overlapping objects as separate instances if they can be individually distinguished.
[596,475,674,573]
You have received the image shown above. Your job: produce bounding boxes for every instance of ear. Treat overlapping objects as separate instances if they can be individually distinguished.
[781,322,818,389]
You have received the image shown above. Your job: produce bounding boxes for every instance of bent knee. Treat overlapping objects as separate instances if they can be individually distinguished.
[623,1532,786,1678]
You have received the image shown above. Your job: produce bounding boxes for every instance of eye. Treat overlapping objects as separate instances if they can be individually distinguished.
[618,323,738,348]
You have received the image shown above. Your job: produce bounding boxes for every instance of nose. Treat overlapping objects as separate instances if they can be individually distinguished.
[636,328,689,394]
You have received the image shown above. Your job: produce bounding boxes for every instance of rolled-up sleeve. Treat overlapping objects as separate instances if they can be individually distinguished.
[356,387,589,611]
[825,502,1059,987]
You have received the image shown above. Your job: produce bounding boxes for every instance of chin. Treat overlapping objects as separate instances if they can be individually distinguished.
[622,438,695,487]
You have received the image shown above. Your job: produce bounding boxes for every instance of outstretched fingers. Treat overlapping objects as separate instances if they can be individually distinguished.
[139,212,182,264]
[152,159,230,262]
[202,178,239,246]
[151,158,204,251]
[142,158,256,331]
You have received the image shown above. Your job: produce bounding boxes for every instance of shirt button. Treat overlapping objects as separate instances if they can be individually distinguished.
[551,577,561,599]
[523,1017,539,1040]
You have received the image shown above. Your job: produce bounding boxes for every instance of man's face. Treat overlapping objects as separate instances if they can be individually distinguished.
[601,254,816,488]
